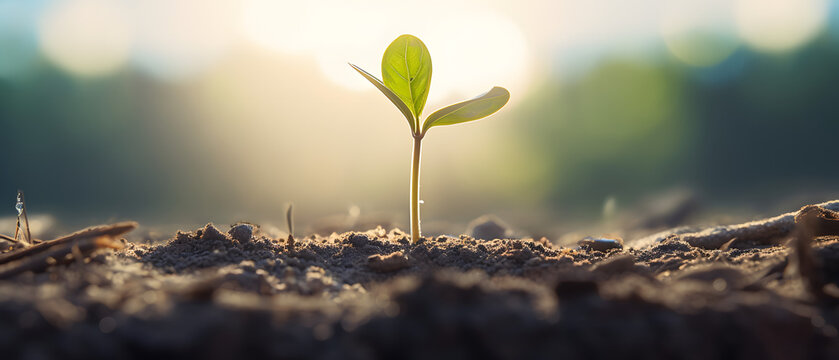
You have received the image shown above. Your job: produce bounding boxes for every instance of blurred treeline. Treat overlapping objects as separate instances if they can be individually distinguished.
[3,34,839,225]
[516,34,839,214]
[0,64,236,222]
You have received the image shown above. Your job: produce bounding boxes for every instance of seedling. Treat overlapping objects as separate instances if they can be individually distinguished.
[350,34,510,243]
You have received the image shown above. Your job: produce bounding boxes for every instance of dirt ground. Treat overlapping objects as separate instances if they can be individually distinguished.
[1,203,839,359]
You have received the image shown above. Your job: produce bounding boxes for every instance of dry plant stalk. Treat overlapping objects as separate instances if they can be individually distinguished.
[0,221,136,279]
[0,237,123,279]
[0,233,17,243]
[19,190,32,245]
[4,190,34,245]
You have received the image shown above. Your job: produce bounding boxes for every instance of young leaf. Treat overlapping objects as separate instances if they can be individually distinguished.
[382,34,432,123]
[422,87,510,133]
[349,63,416,132]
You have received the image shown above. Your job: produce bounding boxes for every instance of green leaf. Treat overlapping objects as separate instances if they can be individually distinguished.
[382,34,432,124]
[349,63,415,132]
[422,87,510,133]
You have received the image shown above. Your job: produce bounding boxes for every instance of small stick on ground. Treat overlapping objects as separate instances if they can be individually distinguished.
[0,233,19,243]
[670,200,839,249]
[0,236,123,279]
[0,222,137,266]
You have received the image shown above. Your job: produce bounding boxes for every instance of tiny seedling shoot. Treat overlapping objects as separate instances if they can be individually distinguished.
[350,34,510,243]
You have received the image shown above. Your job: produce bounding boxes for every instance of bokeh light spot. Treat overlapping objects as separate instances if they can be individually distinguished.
[661,0,739,67]
[735,0,828,53]
[129,0,239,80]
[38,0,133,77]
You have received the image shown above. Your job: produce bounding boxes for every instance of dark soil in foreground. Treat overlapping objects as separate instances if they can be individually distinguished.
[2,205,839,359]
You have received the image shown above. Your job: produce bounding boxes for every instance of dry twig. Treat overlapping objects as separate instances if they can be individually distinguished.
[0,222,136,279]
[670,200,839,249]
[0,233,18,243]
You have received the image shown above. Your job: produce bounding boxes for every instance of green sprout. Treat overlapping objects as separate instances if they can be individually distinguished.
[350,34,510,243]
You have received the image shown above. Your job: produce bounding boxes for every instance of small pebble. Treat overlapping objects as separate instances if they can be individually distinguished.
[578,236,624,252]
[467,215,511,240]
[367,251,411,273]
[200,223,225,241]
[229,224,254,242]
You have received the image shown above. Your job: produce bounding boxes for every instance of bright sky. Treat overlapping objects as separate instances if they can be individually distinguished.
[1,0,836,92]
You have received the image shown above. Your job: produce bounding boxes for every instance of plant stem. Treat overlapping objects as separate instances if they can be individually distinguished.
[410,135,423,243]
[20,191,31,245]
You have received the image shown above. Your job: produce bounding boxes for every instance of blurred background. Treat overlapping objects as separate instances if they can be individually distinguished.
[1,0,839,239]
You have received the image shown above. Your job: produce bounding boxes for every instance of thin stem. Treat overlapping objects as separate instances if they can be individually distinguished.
[410,135,423,243]
[13,218,20,244]
[20,191,31,245]
[0,233,18,243]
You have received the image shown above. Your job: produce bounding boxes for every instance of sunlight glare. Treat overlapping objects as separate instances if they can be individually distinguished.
[38,0,133,77]
[735,0,828,53]
[241,0,314,55]
[240,0,530,107]
[129,0,239,80]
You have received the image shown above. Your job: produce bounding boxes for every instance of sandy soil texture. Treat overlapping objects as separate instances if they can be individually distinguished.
[1,204,839,359]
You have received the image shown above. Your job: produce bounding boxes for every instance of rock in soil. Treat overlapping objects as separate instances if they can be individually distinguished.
[367,251,411,272]
[228,223,254,242]
[579,236,624,252]
[467,214,511,240]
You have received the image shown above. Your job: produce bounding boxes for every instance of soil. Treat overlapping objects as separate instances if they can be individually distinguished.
[1,204,839,359]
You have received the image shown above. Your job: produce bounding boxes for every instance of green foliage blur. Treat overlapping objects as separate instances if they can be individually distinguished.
[0,65,236,222]
[516,35,839,213]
